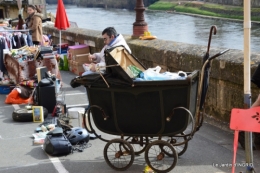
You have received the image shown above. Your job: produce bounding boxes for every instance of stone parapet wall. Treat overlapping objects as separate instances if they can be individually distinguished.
[43,25,260,124]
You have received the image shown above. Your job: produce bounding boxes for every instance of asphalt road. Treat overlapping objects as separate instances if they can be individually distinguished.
[0,70,259,173]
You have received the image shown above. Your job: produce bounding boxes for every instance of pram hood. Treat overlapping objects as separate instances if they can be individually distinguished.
[70,45,146,88]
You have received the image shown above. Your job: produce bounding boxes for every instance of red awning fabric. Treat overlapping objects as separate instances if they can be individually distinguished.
[54,0,70,30]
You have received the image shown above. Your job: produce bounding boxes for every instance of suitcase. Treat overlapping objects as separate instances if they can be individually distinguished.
[37,85,56,113]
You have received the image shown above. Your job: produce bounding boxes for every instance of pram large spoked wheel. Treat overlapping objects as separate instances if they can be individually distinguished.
[145,140,178,173]
[104,138,135,171]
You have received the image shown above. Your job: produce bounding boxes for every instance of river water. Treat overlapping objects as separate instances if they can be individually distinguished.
[47,4,260,53]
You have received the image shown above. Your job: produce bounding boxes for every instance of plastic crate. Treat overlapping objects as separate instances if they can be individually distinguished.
[0,85,11,94]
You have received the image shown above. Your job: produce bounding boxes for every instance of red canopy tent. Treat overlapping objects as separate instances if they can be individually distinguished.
[55,0,70,53]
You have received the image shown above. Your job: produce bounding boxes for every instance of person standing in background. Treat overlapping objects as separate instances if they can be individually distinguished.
[25,5,43,46]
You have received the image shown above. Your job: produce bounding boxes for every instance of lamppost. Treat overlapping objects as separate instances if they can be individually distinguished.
[132,0,148,38]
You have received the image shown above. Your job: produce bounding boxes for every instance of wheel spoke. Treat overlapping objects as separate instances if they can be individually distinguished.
[145,140,177,173]
[104,139,134,171]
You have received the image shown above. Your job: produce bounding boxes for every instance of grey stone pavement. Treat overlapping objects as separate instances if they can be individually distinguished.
[0,70,259,173]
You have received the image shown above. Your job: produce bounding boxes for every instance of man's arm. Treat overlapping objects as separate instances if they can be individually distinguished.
[88,52,102,61]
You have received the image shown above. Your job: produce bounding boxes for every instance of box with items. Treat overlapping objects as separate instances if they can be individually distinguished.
[4,45,62,112]
[4,45,61,85]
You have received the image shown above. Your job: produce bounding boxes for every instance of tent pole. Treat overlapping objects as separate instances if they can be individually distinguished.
[60,30,61,54]
[244,0,254,172]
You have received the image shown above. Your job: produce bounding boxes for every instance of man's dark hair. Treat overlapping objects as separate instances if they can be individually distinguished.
[102,27,117,37]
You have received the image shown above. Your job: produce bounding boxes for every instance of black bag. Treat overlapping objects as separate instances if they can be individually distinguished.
[43,127,72,156]
[38,78,54,87]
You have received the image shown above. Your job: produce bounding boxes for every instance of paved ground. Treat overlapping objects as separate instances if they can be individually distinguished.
[0,70,259,173]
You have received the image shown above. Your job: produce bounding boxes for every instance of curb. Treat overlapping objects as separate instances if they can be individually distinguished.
[204,114,233,133]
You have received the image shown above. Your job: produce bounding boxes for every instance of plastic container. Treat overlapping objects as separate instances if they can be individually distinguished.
[0,85,11,94]
[67,107,85,119]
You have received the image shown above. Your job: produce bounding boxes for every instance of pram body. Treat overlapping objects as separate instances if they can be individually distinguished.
[71,45,228,172]
[87,71,198,136]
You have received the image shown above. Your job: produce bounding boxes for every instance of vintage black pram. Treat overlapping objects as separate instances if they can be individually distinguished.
[71,45,228,172]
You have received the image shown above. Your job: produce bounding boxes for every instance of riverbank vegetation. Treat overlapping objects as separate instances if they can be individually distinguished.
[148,1,260,21]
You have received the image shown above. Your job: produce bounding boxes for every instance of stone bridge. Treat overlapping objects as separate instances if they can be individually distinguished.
[43,25,260,129]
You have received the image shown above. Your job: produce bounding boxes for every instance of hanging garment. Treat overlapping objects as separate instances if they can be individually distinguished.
[0,38,7,72]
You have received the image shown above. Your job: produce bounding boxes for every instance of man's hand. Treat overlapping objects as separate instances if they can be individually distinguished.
[90,63,96,72]
[88,54,96,63]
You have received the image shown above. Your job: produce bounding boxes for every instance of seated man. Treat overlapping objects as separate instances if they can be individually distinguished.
[82,27,131,76]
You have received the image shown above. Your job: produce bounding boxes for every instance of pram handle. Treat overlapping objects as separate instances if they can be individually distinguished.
[208,49,230,61]
[166,106,195,140]
[195,49,230,132]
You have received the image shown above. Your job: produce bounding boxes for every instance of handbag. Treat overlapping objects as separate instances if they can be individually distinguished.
[43,127,72,156]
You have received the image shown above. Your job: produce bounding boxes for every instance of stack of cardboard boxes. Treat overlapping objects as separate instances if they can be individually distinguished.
[67,45,90,76]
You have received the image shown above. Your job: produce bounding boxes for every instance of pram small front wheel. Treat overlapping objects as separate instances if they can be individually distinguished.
[145,140,178,173]
[104,138,135,171]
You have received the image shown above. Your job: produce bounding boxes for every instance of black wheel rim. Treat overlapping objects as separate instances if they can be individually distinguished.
[170,132,188,156]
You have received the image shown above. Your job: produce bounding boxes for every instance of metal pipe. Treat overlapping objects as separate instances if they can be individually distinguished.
[244,0,254,172]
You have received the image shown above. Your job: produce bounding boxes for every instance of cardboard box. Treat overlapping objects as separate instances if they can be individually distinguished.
[68,44,90,60]
[68,60,73,72]
[74,54,90,63]
[71,61,85,76]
